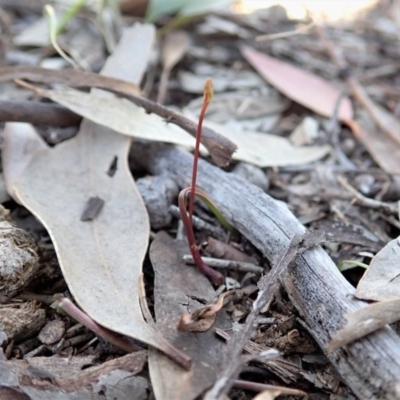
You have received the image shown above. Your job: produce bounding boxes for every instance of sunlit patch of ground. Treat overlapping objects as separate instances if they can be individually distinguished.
[233,0,379,21]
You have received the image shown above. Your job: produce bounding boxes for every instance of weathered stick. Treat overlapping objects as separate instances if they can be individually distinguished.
[132,142,400,400]
[0,100,81,126]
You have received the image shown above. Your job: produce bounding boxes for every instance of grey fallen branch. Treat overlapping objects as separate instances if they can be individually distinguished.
[132,142,400,400]
[183,255,263,273]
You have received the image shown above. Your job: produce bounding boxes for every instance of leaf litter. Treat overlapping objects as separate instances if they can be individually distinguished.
[4,1,400,399]
[3,24,190,369]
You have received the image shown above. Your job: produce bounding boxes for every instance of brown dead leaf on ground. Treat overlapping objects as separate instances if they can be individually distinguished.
[158,30,190,104]
[351,112,400,174]
[149,231,231,400]
[240,45,353,122]
[177,290,234,332]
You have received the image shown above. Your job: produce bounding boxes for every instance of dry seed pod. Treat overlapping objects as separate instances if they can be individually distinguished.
[0,220,39,296]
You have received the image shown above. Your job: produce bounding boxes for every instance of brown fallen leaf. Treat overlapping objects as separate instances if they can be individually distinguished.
[355,237,400,302]
[349,112,400,174]
[240,45,353,122]
[347,78,400,147]
[157,30,190,104]
[177,290,234,332]
[326,299,400,354]
[2,24,190,369]
[149,231,231,400]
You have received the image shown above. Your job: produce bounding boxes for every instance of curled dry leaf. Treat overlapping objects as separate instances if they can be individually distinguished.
[240,46,353,122]
[2,24,191,370]
[177,290,234,332]
[326,298,400,354]
[355,237,400,301]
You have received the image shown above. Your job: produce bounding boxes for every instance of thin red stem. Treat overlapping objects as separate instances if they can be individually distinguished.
[188,98,210,222]
[179,189,224,286]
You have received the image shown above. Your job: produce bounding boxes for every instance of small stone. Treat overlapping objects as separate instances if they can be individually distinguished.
[38,320,66,345]
[136,174,179,229]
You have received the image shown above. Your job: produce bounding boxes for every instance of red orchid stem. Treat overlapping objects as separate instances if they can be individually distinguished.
[179,189,224,286]
[188,78,213,222]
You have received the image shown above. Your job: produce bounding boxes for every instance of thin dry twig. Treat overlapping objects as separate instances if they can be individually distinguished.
[337,175,398,214]
[183,255,263,273]
[0,66,237,166]
[233,380,307,396]
[256,21,315,42]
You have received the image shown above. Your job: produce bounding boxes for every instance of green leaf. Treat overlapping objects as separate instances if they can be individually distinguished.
[146,0,232,22]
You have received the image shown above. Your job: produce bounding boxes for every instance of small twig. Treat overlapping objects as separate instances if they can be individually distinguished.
[256,21,315,42]
[233,379,307,397]
[337,175,398,214]
[325,93,356,169]
[183,255,263,273]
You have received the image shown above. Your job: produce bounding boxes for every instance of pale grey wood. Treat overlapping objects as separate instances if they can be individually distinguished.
[132,142,400,400]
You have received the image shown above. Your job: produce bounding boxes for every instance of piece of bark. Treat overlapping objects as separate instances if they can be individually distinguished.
[132,142,400,400]
[3,351,148,399]
[0,101,81,127]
